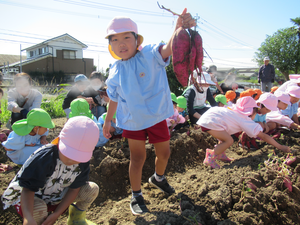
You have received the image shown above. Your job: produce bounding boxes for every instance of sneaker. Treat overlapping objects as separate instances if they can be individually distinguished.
[148,175,175,194]
[130,195,149,215]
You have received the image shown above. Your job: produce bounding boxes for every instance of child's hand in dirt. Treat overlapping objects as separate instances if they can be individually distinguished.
[280,145,291,153]
[40,136,48,145]
[175,8,196,30]
[41,212,59,225]
[23,217,37,225]
[103,121,112,139]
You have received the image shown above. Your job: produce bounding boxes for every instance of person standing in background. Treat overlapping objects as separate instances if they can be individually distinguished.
[258,57,275,92]
[206,65,224,94]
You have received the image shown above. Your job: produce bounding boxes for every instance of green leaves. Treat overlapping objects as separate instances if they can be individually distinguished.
[254,26,300,80]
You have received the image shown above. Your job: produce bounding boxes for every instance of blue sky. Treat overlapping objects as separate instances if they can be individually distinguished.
[0,0,299,71]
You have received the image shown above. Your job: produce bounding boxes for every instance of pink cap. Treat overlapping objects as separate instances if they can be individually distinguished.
[232,96,258,116]
[287,86,300,98]
[59,116,99,163]
[274,91,291,106]
[256,93,278,111]
[289,74,300,83]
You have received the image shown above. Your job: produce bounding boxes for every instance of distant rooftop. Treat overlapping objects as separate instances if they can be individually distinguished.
[0,54,26,67]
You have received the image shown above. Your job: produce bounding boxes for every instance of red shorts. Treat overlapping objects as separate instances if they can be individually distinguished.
[200,126,211,132]
[14,202,65,218]
[122,120,170,143]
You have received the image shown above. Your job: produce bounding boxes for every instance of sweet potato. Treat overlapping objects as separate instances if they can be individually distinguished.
[172,27,190,87]
[0,133,7,142]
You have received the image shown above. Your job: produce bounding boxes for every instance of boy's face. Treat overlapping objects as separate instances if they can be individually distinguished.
[35,126,48,136]
[259,107,271,115]
[110,32,140,61]
[59,150,80,166]
[290,96,300,104]
[277,101,288,110]
[177,106,184,112]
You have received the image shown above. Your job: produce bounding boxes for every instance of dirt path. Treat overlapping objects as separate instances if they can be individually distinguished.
[1,118,300,225]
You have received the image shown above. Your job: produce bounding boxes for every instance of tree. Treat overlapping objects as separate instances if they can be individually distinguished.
[290,17,300,75]
[165,57,185,96]
[254,26,300,80]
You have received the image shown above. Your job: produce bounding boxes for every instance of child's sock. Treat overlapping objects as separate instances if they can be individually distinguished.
[132,190,142,198]
[154,172,165,182]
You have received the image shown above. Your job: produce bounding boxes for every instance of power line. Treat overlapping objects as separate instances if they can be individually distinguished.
[200,18,254,48]
[55,0,172,17]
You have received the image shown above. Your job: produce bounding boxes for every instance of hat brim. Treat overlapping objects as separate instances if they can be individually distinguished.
[41,121,55,129]
[12,119,35,136]
[177,104,187,108]
[59,139,92,163]
[264,104,278,111]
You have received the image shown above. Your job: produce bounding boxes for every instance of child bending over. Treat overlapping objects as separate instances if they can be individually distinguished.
[254,93,278,134]
[2,109,55,165]
[1,116,100,225]
[197,96,290,169]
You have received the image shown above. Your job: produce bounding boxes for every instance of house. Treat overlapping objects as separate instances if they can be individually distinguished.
[0,54,26,75]
[0,33,94,82]
[216,67,259,79]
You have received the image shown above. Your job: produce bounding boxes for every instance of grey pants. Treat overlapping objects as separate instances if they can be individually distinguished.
[261,81,273,92]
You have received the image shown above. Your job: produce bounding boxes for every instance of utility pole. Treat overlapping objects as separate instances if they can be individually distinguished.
[20,44,22,73]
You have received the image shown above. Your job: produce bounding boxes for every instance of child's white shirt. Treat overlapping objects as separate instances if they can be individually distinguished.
[197,107,262,138]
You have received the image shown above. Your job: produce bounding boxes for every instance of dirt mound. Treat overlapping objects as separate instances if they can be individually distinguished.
[1,118,300,225]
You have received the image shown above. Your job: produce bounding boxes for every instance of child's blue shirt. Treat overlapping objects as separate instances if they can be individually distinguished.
[281,102,298,118]
[179,110,188,118]
[96,115,123,147]
[253,114,267,123]
[2,130,49,164]
[106,44,174,131]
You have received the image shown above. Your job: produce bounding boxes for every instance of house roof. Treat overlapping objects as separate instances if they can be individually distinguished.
[0,54,27,66]
[23,33,88,51]
[0,53,52,69]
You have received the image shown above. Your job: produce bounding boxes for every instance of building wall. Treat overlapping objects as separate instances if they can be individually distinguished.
[22,54,93,77]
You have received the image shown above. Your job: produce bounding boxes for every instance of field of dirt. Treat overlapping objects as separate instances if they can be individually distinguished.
[1,117,300,225]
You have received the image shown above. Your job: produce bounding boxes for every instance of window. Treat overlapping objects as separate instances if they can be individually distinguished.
[39,48,42,55]
[63,50,76,59]
[30,51,34,57]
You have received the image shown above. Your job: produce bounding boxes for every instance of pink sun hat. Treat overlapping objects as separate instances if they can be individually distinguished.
[287,86,300,98]
[232,96,258,116]
[289,74,300,83]
[59,116,99,163]
[256,93,278,111]
[105,17,144,60]
[274,91,291,106]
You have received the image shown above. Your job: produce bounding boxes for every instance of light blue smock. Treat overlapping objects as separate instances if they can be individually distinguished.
[96,115,123,147]
[106,44,174,131]
[2,130,49,165]
[281,102,298,118]
[253,114,267,123]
